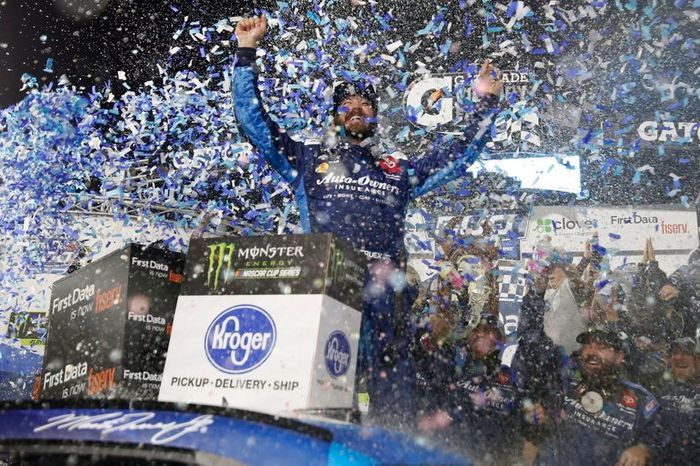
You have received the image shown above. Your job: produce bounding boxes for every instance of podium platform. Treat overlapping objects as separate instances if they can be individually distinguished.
[39,244,185,400]
[159,234,367,414]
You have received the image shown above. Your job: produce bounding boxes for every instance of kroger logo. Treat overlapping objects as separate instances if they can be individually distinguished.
[324,331,351,378]
[204,305,276,374]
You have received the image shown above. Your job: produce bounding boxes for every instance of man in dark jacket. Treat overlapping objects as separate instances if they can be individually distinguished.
[233,15,503,420]
[417,313,525,465]
[534,324,662,466]
[656,337,699,465]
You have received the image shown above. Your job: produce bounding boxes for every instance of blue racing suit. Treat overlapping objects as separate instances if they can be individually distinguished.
[233,47,499,418]
[535,362,663,466]
[656,378,699,465]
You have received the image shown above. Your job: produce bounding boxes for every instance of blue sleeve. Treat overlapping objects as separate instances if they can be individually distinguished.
[408,93,500,199]
[624,382,663,450]
[233,48,304,184]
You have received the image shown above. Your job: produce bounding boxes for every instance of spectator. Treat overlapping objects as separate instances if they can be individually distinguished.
[656,336,699,466]
[659,247,700,338]
[418,313,525,465]
[626,239,679,391]
[532,324,662,466]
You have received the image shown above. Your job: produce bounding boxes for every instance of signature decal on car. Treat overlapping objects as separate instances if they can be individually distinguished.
[33,412,214,445]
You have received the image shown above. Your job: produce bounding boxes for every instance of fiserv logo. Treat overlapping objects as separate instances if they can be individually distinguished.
[204,305,276,374]
[324,331,351,378]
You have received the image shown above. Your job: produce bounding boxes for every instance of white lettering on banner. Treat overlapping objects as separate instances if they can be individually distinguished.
[210,316,273,366]
[52,284,95,314]
[610,212,659,225]
[637,121,700,143]
[33,412,214,445]
[127,312,167,325]
[237,245,304,260]
[316,174,400,195]
[43,362,89,390]
[131,257,169,272]
[123,370,162,382]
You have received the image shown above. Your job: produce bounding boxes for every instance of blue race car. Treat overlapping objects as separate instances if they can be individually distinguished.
[0,400,468,466]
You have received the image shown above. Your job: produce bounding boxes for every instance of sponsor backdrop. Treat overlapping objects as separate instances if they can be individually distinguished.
[40,244,184,401]
[159,234,366,414]
[521,205,699,273]
[405,205,699,365]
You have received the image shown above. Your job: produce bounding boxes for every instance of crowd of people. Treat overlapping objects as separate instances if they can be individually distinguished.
[231,16,697,465]
[407,227,699,466]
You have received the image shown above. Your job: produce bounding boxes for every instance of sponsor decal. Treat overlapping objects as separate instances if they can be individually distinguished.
[315,173,401,195]
[496,371,511,386]
[123,369,163,382]
[610,212,658,225]
[87,366,117,396]
[328,243,365,288]
[534,217,597,234]
[637,121,700,143]
[95,284,123,314]
[33,412,214,445]
[620,389,638,409]
[643,398,659,418]
[404,71,532,134]
[168,270,184,283]
[43,361,89,391]
[315,162,330,174]
[324,331,351,378]
[204,305,276,375]
[131,257,170,272]
[237,245,305,260]
[661,221,690,235]
[52,284,95,315]
[233,267,302,279]
[207,242,235,289]
[377,155,402,175]
[127,313,166,325]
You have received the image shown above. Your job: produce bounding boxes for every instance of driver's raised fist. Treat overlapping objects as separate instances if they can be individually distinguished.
[235,15,267,48]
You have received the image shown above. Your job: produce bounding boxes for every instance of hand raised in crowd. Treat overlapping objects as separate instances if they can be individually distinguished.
[583,237,592,260]
[473,59,504,97]
[659,283,680,301]
[642,237,656,263]
[235,15,268,48]
[615,444,650,466]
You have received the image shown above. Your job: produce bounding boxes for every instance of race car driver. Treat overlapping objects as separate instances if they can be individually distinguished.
[233,15,503,420]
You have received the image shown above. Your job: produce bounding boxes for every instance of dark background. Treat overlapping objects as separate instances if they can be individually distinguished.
[1,0,698,206]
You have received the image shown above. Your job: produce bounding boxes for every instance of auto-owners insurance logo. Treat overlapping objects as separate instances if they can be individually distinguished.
[324,331,351,378]
[205,305,276,374]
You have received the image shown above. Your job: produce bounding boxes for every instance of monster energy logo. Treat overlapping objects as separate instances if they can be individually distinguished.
[207,242,235,289]
[328,243,344,286]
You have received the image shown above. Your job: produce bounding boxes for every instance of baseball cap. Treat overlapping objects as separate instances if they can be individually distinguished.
[332,80,379,114]
[671,336,699,355]
[576,323,627,351]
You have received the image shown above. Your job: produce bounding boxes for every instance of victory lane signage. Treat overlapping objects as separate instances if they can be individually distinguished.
[205,305,277,374]
[40,244,185,402]
[159,234,365,414]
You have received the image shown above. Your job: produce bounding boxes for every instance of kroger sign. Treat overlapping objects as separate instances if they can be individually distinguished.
[205,305,276,374]
[324,331,351,378]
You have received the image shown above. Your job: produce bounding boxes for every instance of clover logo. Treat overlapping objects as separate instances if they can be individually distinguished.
[536,218,552,233]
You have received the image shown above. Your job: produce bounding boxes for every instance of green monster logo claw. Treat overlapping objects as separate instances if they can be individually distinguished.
[328,243,344,285]
[207,242,235,289]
